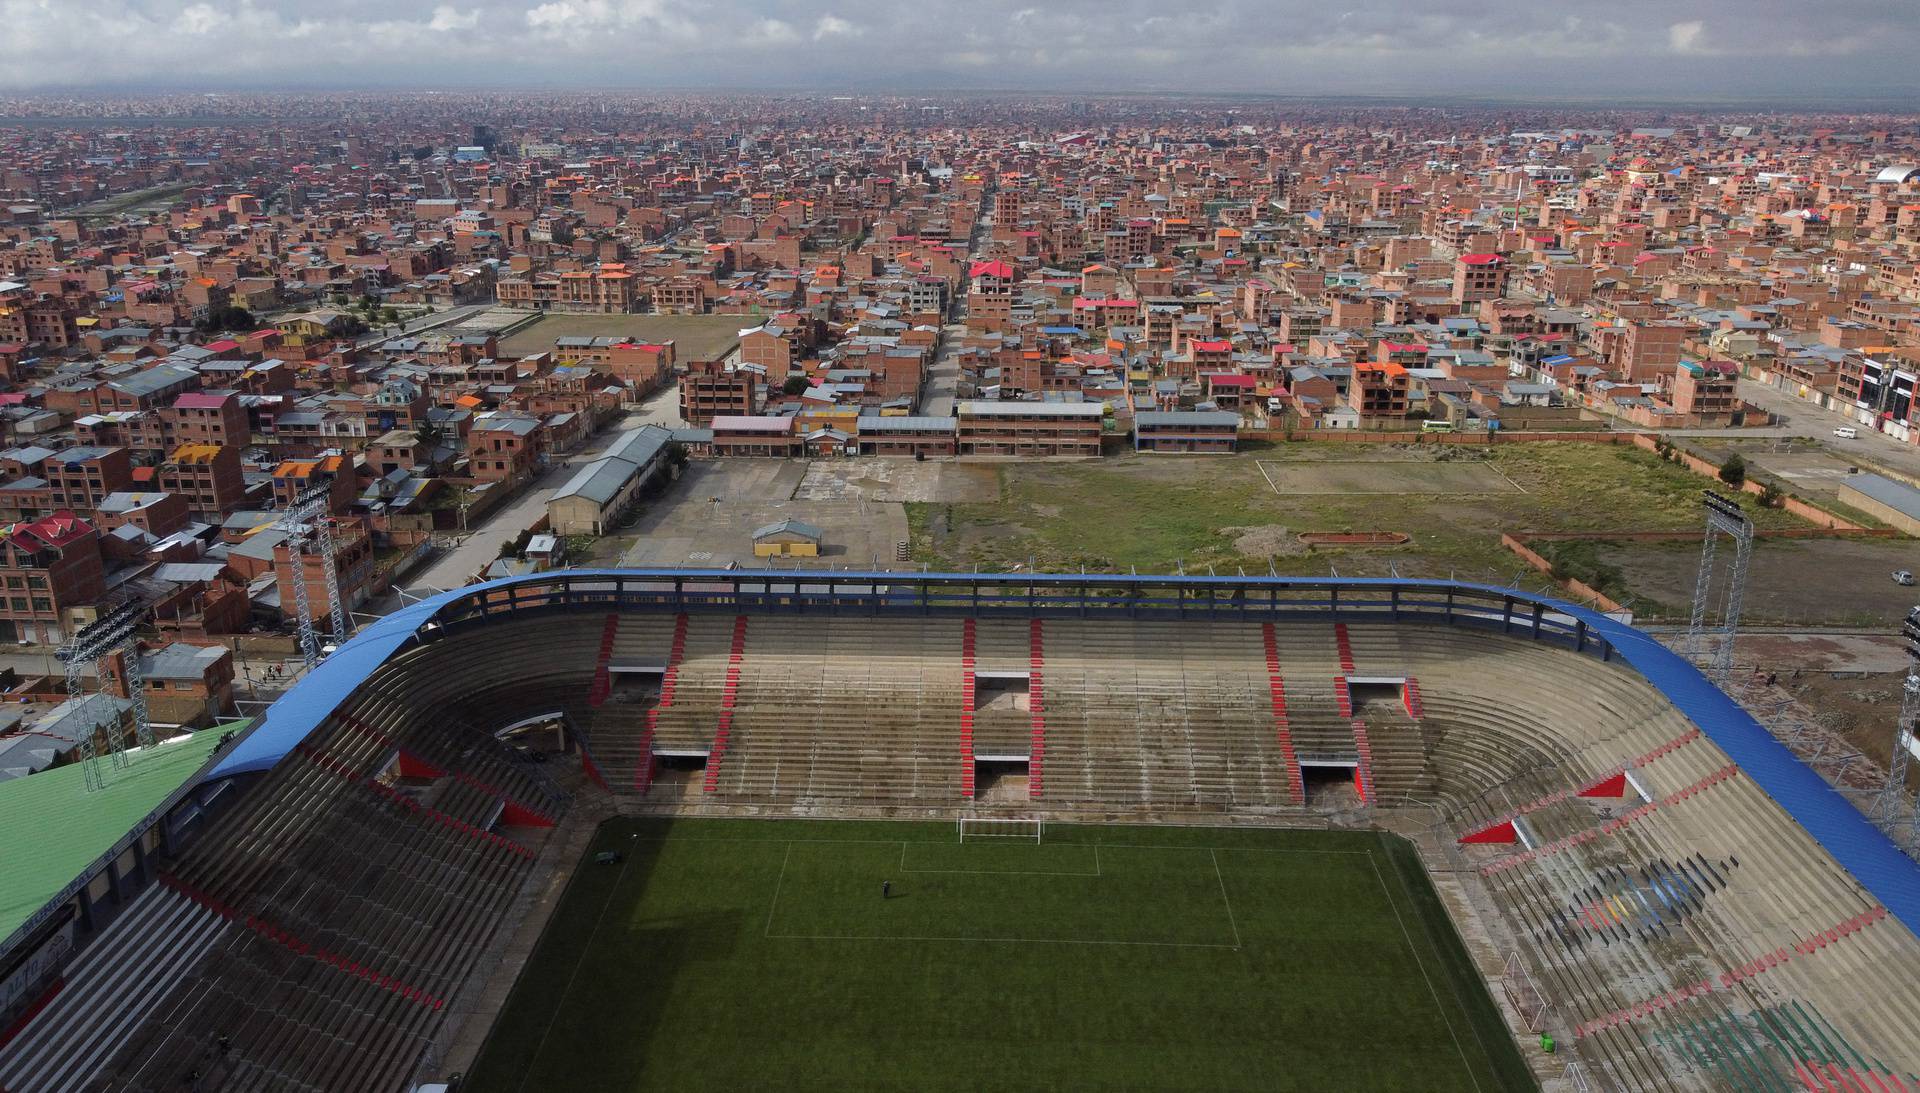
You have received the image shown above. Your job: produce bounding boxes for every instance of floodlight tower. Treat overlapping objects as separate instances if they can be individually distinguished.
[1681,490,1754,682]
[54,601,149,791]
[1870,608,1920,852]
[275,483,352,669]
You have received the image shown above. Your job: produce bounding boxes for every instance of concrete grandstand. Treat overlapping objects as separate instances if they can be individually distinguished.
[1,569,1918,1092]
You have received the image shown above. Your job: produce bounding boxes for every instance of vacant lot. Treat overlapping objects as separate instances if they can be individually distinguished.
[497,313,749,361]
[794,459,999,503]
[911,442,1808,581]
[614,460,1000,570]
[464,818,1530,1093]
[1595,537,1920,625]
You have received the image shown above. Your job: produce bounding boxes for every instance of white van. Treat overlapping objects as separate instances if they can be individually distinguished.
[1833,427,1857,440]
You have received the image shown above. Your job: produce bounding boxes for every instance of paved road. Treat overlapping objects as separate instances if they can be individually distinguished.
[397,382,687,594]
[920,194,993,417]
[1677,379,1920,482]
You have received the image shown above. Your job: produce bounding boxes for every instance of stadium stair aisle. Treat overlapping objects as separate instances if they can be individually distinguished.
[1028,618,1047,798]
[701,616,750,792]
[1262,623,1306,803]
[960,618,977,798]
[586,613,618,708]
[635,613,692,791]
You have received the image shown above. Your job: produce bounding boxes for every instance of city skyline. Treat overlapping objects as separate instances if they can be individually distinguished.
[3,0,1919,104]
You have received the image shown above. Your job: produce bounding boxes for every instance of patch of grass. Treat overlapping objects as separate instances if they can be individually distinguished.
[496,313,748,361]
[465,818,1535,1093]
[909,442,1812,580]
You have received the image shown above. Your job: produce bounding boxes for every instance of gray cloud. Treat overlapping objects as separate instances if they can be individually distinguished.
[0,0,1915,101]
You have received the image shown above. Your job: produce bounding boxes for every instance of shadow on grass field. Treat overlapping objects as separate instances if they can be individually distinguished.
[463,817,1537,1093]
[909,442,1808,585]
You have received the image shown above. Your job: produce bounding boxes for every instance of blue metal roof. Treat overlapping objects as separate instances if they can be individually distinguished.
[208,570,1920,936]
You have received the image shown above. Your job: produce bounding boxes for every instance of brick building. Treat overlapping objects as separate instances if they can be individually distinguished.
[955,400,1103,456]
[0,511,106,643]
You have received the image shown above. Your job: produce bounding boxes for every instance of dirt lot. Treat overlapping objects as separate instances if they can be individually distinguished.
[497,313,749,362]
[611,459,1001,570]
[794,460,999,503]
[1596,537,1920,624]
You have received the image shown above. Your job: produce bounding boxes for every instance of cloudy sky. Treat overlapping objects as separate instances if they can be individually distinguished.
[3,0,1917,102]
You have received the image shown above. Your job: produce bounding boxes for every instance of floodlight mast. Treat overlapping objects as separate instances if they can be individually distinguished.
[55,600,149,791]
[1682,490,1753,682]
[276,482,349,669]
[1871,609,1920,854]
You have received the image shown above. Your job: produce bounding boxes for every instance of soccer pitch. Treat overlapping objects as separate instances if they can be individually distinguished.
[464,818,1537,1092]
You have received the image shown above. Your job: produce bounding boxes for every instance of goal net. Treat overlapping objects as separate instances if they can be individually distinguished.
[958,817,1043,842]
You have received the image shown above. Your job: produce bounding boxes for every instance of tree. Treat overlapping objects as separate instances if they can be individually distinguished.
[1718,453,1747,487]
[414,420,445,449]
[1758,480,1785,508]
[379,307,400,323]
[781,375,811,396]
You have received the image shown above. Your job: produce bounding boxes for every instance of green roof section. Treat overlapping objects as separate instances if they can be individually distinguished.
[0,725,235,941]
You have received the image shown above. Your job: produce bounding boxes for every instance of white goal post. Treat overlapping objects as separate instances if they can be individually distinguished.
[958,816,1043,842]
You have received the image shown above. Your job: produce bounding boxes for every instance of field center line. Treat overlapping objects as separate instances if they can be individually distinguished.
[1367,850,1481,1093]
[1211,849,1243,951]
[514,839,639,1093]
[763,842,793,939]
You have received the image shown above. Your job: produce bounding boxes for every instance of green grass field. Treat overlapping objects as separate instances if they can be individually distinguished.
[465,818,1536,1092]
[908,441,1809,581]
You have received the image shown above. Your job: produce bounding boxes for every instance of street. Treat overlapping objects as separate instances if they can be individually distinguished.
[396,380,687,595]
[919,191,992,418]
[1673,378,1920,483]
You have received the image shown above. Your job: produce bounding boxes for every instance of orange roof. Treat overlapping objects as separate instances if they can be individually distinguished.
[168,443,223,463]
[454,394,484,409]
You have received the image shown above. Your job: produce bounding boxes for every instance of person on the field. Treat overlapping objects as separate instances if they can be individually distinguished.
[882,880,891,899]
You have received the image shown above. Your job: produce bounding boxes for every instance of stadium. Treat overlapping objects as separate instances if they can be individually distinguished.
[3,568,1919,1092]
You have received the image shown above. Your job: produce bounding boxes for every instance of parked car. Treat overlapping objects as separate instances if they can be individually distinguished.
[1895,570,1915,586]
[1834,427,1858,439]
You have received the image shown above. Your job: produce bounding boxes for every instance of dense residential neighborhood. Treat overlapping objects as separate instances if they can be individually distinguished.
[0,93,1918,777]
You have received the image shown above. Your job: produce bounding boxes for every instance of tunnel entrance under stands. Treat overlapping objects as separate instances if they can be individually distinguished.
[974,757,1030,802]
[1346,678,1408,716]
[653,751,709,789]
[973,672,1032,712]
[1299,762,1362,806]
[496,712,568,760]
[608,666,665,705]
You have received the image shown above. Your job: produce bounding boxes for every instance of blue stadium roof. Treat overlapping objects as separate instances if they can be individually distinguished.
[209,570,1920,936]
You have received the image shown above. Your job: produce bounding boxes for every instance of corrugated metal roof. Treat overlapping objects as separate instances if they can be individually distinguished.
[550,458,637,506]
[857,415,957,432]
[957,400,1103,418]
[1136,411,1240,427]
[1844,473,1920,520]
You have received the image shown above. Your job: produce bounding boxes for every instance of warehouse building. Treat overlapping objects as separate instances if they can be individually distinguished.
[545,425,675,536]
